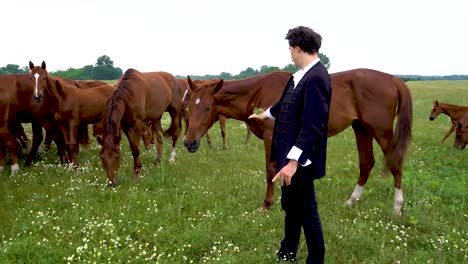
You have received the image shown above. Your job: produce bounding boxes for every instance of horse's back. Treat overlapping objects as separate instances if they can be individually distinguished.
[331,68,403,123]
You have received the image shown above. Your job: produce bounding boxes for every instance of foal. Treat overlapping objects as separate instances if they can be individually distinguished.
[429,100,468,144]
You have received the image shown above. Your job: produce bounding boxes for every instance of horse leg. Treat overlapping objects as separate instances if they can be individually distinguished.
[205,130,214,148]
[44,129,53,151]
[153,120,163,165]
[440,124,456,144]
[261,129,275,210]
[60,122,78,169]
[346,122,375,207]
[244,122,252,145]
[219,115,228,150]
[374,130,404,215]
[25,120,44,167]
[124,126,142,178]
[52,130,67,164]
[77,123,90,151]
[5,133,20,175]
[0,140,5,173]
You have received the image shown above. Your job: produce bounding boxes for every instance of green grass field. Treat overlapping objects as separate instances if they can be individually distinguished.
[0,80,466,263]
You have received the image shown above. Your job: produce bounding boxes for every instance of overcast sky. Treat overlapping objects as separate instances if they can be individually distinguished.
[2,0,467,76]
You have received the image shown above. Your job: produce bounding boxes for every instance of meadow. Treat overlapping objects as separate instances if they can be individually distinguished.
[0,80,466,263]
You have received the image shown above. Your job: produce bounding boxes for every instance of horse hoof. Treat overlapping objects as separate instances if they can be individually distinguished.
[11,164,20,176]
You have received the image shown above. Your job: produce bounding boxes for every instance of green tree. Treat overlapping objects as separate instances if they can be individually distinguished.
[319,53,330,69]
[0,64,28,74]
[282,63,297,73]
[96,55,114,67]
[259,65,281,74]
[219,72,232,79]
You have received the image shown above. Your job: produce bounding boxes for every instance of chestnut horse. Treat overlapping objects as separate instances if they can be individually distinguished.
[100,68,182,186]
[29,61,115,168]
[0,75,22,174]
[454,113,468,150]
[429,100,468,144]
[184,69,412,214]
[180,78,252,149]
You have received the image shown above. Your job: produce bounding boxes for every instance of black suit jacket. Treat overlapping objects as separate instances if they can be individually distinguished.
[270,62,332,179]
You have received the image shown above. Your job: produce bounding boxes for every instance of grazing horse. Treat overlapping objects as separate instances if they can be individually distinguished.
[29,61,115,168]
[429,100,468,144]
[180,78,252,149]
[454,113,468,150]
[184,69,413,214]
[0,75,22,174]
[99,68,182,186]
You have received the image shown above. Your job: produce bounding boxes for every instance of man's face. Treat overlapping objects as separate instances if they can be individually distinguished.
[289,46,300,67]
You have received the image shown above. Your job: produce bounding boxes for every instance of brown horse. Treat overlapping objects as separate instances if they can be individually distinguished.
[184,69,412,214]
[0,75,22,174]
[454,113,468,150]
[29,61,115,168]
[429,100,468,144]
[41,79,108,150]
[180,78,252,149]
[99,68,182,186]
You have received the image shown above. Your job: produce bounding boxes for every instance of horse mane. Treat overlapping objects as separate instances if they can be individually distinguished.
[101,69,138,150]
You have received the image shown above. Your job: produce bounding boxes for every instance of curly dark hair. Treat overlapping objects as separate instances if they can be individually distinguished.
[285,26,322,54]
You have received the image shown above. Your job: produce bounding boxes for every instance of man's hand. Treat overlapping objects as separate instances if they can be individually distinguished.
[272,160,298,186]
[248,110,267,120]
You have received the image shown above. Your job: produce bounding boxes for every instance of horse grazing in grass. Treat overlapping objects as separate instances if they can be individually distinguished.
[180,78,252,149]
[0,75,23,174]
[29,61,115,168]
[184,69,412,214]
[429,100,468,144]
[454,113,468,150]
[99,68,183,186]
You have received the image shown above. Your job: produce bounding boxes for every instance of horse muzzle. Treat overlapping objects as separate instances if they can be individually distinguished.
[184,139,200,153]
[429,117,434,121]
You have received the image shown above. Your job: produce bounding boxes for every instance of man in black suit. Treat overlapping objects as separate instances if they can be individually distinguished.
[249,26,332,263]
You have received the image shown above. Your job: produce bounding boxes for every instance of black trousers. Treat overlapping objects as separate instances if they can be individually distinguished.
[279,169,325,263]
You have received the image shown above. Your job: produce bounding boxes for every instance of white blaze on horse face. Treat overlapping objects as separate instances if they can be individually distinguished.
[195,98,200,105]
[346,184,364,206]
[34,73,40,97]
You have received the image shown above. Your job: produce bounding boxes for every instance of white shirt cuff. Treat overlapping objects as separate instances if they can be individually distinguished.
[265,107,275,120]
[287,146,312,166]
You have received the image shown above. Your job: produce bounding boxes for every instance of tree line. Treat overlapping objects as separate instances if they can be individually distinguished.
[0,55,123,80]
[0,54,330,80]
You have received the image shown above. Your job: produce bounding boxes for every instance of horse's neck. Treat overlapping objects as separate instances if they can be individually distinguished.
[440,103,468,121]
[46,75,67,98]
[215,80,256,120]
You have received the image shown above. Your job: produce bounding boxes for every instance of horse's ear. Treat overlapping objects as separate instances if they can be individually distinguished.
[187,76,200,92]
[41,61,46,70]
[210,79,224,95]
[435,100,439,106]
[29,61,34,70]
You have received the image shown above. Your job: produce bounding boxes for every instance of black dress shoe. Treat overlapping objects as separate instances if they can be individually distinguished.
[277,251,297,263]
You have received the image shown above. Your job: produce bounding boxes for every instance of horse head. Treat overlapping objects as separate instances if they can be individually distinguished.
[454,114,468,150]
[183,76,223,152]
[141,121,154,149]
[100,140,122,187]
[429,100,441,121]
[29,60,48,102]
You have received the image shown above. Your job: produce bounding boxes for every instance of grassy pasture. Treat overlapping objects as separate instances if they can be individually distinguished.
[0,80,466,263]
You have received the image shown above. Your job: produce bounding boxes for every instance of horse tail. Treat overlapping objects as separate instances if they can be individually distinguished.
[163,78,182,139]
[385,77,413,171]
[77,123,90,148]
